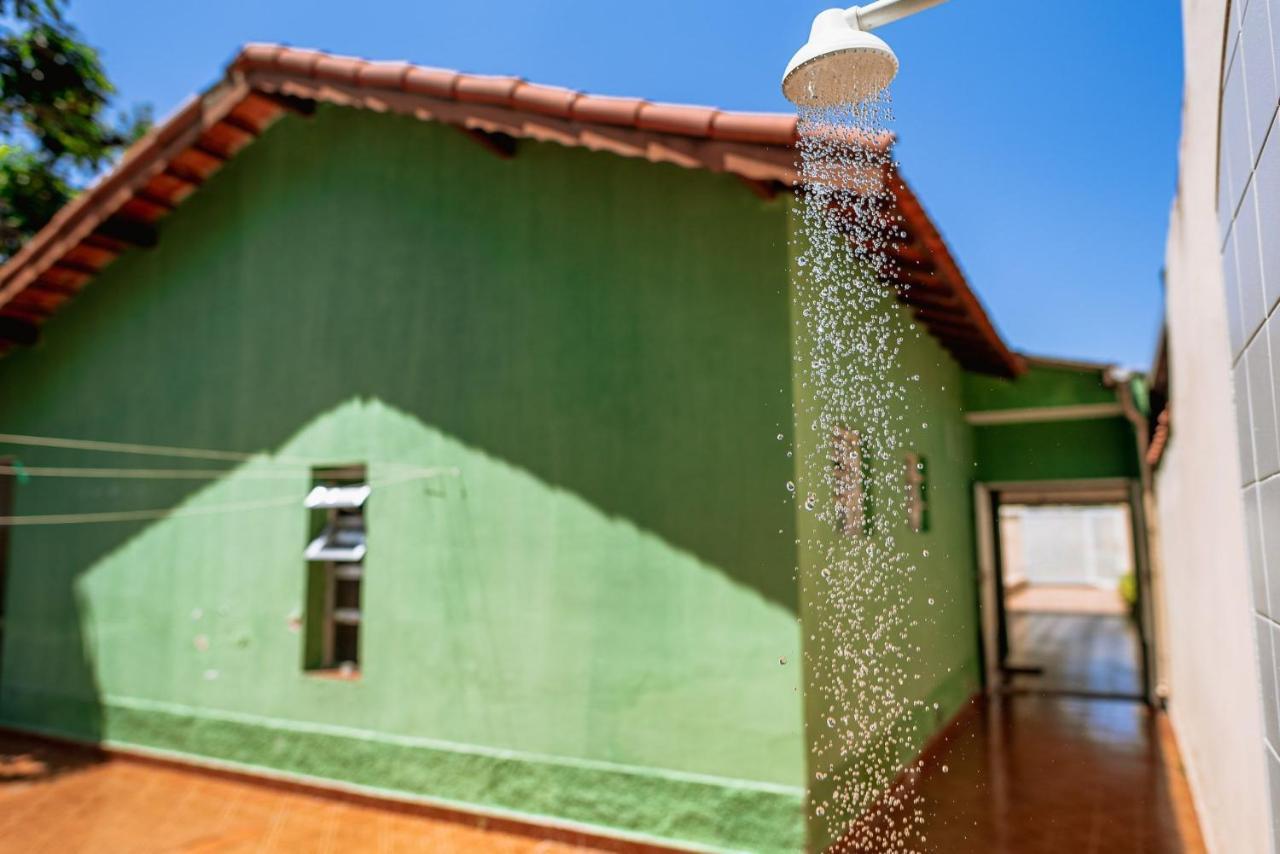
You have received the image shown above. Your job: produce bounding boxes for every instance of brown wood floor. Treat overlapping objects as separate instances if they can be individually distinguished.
[1005,606,1144,697]
[896,695,1206,854]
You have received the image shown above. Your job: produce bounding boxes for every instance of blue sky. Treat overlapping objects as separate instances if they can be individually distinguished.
[69,1,1183,368]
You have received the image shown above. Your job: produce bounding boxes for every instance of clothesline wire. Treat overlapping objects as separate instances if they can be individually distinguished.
[0,431,445,470]
[0,464,456,481]
[0,469,457,527]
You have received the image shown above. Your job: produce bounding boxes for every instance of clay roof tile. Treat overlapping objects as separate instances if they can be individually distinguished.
[273,47,324,77]
[313,54,365,85]
[571,95,645,127]
[510,82,578,118]
[233,43,284,73]
[357,61,413,90]
[454,74,523,106]
[0,43,1024,379]
[402,66,460,99]
[636,103,717,137]
[710,112,798,146]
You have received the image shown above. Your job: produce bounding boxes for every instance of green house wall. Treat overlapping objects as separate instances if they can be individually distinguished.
[0,106,810,852]
[789,289,983,851]
[0,105,991,853]
[963,364,1140,484]
[963,361,1120,411]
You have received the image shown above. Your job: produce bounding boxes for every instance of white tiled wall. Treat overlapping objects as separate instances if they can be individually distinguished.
[1222,3,1280,848]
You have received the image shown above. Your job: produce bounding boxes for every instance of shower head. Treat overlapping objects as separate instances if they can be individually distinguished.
[782,0,949,109]
[782,10,898,108]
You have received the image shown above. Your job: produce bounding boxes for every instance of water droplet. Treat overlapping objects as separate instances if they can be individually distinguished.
[779,657,788,666]
[786,481,796,493]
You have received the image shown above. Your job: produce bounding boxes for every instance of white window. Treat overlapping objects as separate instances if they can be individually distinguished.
[304,466,367,675]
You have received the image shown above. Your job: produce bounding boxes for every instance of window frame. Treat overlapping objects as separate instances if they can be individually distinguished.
[304,465,367,679]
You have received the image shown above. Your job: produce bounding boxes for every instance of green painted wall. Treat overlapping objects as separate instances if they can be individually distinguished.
[970,419,1140,483]
[0,106,808,852]
[786,227,983,851]
[963,363,1140,484]
[963,361,1118,411]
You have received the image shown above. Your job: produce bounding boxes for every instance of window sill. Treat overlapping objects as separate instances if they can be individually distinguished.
[306,668,361,682]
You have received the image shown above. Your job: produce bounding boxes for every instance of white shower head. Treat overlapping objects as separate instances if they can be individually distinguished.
[782,0,949,108]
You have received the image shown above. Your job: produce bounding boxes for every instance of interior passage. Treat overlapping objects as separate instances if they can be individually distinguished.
[999,503,1143,698]
[1006,593,1144,697]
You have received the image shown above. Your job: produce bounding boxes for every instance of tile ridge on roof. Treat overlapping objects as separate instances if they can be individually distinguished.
[0,42,1019,377]
[230,43,803,148]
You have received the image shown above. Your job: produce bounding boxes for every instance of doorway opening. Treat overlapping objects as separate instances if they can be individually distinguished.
[999,503,1141,697]
[974,480,1154,704]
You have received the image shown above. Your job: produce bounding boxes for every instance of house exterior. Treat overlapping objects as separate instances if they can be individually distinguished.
[0,46,1147,853]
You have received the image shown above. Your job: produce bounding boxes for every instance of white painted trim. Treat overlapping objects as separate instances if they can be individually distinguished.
[984,478,1132,493]
[987,477,1133,505]
[964,402,1125,425]
[983,478,1136,504]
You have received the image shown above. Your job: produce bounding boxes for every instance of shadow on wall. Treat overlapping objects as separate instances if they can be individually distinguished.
[0,106,800,775]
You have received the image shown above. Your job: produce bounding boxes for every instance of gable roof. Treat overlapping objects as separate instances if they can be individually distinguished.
[0,44,1023,378]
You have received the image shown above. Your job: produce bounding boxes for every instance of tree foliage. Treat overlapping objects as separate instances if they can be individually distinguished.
[0,0,148,258]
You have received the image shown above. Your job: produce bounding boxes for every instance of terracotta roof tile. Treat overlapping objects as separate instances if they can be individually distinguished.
[402,66,460,99]
[455,74,522,106]
[233,43,283,73]
[570,95,645,127]
[710,112,798,146]
[356,61,412,90]
[273,47,323,77]
[0,43,1023,377]
[636,103,716,137]
[313,54,364,85]
[510,83,579,118]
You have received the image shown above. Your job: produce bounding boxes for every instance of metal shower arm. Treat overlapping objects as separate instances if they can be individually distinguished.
[845,0,949,31]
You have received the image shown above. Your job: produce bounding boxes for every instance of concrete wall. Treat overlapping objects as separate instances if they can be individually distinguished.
[1159,0,1273,850]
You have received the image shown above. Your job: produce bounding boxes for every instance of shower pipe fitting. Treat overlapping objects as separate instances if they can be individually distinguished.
[846,0,950,31]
